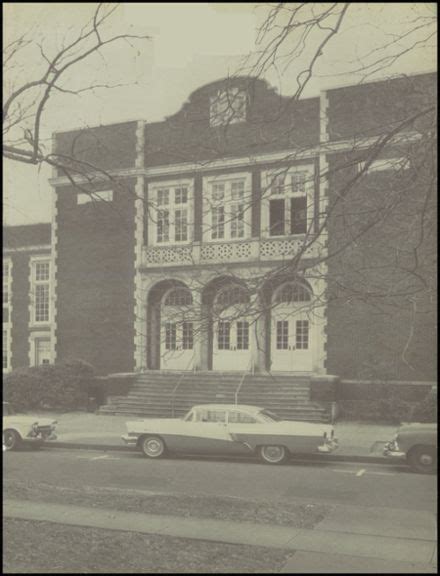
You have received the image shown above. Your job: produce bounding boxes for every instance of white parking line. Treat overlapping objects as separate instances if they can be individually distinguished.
[75,454,120,461]
[356,468,366,477]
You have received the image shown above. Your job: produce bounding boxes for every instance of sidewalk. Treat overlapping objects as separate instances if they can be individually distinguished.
[35,410,399,462]
[4,498,436,573]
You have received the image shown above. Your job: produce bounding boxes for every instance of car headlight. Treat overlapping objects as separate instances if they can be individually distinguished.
[32,422,39,433]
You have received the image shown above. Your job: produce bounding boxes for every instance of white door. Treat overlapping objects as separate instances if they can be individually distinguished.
[271,308,312,372]
[212,317,251,371]
[161,320,194,370]
[35,338,51,366]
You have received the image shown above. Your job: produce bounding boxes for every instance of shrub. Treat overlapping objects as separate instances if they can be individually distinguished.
[338,394,414,423]
[3,360,95,412]
[410,389,437,423]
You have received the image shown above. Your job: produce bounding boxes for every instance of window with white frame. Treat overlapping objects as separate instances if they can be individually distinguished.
[31,259,51,324]
[204,174,251,242]
[3,259,12,371]
[262,167,314,237]
[149,181,193,245]
[77,190,113,205]
[210,87,247,127]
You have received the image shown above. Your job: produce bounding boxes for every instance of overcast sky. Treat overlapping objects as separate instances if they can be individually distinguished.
[3,2,436,225]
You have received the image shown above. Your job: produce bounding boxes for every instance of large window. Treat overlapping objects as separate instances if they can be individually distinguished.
[204,174,251,242]
[31,259,51,324]
[149,181,193,245]
[263,167,314,237]
[3,259,12,372]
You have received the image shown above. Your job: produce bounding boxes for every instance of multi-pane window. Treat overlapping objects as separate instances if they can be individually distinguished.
[236,321,249,350]
[210,88,247,127]
[296,320,309,350]
[165,322,177,350]
[275,282,311,304]
[164,288,193,307]
[32,260,50,324]
[276,320,289,350]
[3,260,11,323]
[265,168,313,237]
[207,177,249,241]
[2,330,8,370]
[3,260,12,371]
[182,322,194,350]
[218,321,231,350]
[151,183,191,245]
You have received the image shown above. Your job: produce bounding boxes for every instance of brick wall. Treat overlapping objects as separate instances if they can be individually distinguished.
[145,76,320,166]
[55,178,137,375]
[325,144,436,380]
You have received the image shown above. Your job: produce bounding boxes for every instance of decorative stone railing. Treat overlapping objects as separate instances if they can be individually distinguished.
[142,237,324,268]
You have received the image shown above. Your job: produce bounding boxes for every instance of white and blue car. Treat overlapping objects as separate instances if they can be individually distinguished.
[122,404,338,464]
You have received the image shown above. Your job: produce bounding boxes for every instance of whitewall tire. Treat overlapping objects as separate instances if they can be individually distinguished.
[140,435,166,459]
[259,445,288,464]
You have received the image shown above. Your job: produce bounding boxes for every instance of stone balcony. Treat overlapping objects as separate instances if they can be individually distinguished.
[141,236,325,268]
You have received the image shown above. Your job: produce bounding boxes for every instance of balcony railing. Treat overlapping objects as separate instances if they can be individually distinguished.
[142,236,324,268]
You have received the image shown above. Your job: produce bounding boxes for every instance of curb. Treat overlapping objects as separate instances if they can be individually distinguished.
[42,441,408,466]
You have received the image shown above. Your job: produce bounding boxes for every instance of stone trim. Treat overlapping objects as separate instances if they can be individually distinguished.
[134,120,147,371]
[3,257,13,373]
[3,245,52,253]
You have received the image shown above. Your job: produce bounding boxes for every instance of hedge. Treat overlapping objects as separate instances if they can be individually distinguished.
[3,360,95,412]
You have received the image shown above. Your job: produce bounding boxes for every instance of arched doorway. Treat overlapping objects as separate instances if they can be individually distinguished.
[160,286,195,370]
[212,283,252,371]
[270,280,314,372]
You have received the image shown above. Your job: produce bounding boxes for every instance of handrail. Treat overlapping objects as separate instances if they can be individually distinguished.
[235,357,252,405]
[171,354,193,417]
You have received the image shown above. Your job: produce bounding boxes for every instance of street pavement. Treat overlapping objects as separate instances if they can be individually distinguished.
[4,447,437,573]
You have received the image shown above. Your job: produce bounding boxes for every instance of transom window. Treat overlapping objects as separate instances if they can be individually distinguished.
[210,87,247,127]
[164,288,193,307]
[264,167,314,237]
[31,259,50,324]
[150,182,192,245]
[205,175,251,242]
[216,285,249,310]
[275,282,311,304]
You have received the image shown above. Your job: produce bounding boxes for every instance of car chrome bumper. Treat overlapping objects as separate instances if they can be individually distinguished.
[121,435,138,447]
[317,439,339,453]
[383,442,406,459]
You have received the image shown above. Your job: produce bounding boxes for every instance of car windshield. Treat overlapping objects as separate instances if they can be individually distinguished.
[258,409,282,422]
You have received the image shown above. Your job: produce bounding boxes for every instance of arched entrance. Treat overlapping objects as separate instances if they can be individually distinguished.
[161,286,195,370]
[270,280,314,372]
[146,280,196,370]
[212,283,252,371]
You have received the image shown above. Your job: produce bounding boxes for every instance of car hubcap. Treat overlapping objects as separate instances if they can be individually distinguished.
[3,432,15,449]
[419,454,433,466]
[145,439,162,456]
[264,446,284,461]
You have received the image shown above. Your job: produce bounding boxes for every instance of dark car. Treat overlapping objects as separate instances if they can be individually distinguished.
[383,422,437,474]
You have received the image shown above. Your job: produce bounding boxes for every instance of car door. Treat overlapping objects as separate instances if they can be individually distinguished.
[175,408,233,454]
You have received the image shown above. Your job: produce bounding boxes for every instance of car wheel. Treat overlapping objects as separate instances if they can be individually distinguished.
[259,445,288,464]
[140,435,166,459]
[3,429,21,451]
[407,445,437,474]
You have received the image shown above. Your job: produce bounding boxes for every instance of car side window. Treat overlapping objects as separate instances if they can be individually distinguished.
[197,410,226,423]
[228,411,257,424]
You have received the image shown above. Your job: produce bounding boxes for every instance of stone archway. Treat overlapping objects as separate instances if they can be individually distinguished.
[146,279,192,370]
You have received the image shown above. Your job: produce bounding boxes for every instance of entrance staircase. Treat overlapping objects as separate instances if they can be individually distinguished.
[98,371,331,422]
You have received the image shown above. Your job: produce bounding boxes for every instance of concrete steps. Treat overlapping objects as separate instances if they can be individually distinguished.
[98,371,330,422]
